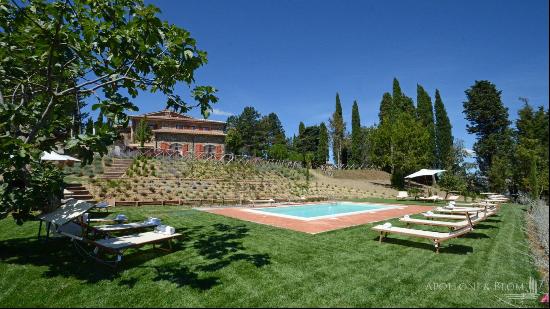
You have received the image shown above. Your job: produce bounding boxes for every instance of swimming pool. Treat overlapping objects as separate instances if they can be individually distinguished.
[248,202,400,221]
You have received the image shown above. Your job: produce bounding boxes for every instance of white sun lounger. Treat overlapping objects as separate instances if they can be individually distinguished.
[58,229,181,268]
[418,195,444,202]
[249,199,275,206]
[396,191,409,200]
[435,207,487,214]
[372,220,473,253]
[421,211,473,220]
[400,213,486,230]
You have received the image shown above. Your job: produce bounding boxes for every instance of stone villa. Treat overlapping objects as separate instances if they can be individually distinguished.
[120,110,226,157]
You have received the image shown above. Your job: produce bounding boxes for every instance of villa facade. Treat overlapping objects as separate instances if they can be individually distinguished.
[121,110,226,157]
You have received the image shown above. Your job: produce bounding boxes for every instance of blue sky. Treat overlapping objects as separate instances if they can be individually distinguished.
[124,0,548,153]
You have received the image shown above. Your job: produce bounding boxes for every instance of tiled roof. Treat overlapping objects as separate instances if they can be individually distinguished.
[152,128,226,136]
[130,109,225,124]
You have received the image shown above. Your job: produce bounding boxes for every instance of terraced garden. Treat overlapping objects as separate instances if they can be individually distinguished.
[66,157,390,205]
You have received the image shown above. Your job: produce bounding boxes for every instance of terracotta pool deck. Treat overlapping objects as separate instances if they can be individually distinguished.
[202,203,434,234]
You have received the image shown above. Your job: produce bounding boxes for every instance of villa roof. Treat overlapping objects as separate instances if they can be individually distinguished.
[130,110,226,124]
[152,128,227,136]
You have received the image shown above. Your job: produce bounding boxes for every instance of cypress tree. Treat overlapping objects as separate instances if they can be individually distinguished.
[417,84,436,166]
[85,118,94,135]
[298,122,305,137]
[95,110,104,130]
[350,100,362,165]
[392,78,402,111]
[317,122,329,165]
[392,78,415,114]
[329,93,345,167]
[378,92,393,124]
[434,89,453,168]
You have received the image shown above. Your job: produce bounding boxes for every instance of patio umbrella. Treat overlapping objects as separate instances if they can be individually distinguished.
[405,169,446,185]
[41,151,81,167]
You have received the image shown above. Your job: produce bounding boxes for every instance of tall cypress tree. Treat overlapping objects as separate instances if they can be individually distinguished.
[350,100,362,166]
[392,78,403,111]
[317,122,329,165]
[378,92,393,124]
[85,118,94,135]
[463,81,511,177]
[417,84,436,166]
[95,110,104,130]
[392,78,415,115]
[329,93,345,167]
[298,122,305,137]
[434,89,453,168]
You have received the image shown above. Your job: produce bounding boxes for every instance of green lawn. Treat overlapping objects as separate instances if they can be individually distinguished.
[0,203,544,307]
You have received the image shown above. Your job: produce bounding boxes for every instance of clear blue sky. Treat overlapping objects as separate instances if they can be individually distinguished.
[128,0,549,153]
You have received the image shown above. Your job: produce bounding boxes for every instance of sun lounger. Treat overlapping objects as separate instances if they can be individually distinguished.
[396,191,409,200]
[400,213,486,230]
[249,198,275,206]
[58,226,181,268]
[435,205,497,217]
[372,217,473,253]
[418,195,444,202]
[421,211,473,220]
[446,195,460,201]
[93,201,111,212]
[91,221,159,235]
[37,199,95,239]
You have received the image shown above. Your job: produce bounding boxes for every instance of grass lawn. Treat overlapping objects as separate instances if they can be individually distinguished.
[0,202,544,307]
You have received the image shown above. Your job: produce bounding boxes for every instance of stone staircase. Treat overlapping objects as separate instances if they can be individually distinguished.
[64,183,95,202]
[100,158,133,179]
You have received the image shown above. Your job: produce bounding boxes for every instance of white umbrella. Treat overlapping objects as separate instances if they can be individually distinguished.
[41,151,81,168]
[41,151,69,161]
[405,169,446,179]
[405,169,446,186]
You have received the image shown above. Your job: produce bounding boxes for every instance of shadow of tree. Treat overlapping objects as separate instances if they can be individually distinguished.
[192,223,271,272]
[151,263,220,290]
[0,236,118,283]
[472,223,497,230]
[0,222,270,291]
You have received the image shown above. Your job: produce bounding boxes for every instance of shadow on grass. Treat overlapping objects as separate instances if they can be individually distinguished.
[192,223,271,272]
[0,223,270,291]
[0,236,119,283]
[372,237,474,254]
[472,223,497,230]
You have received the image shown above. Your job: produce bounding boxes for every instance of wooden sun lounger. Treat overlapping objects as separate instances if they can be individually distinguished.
[93,231,181,251]
[249,198,275,206]
[422,212,474,220]
[372,219,473,253]
[59,230,181,267]
[400,214,486,230]
[435,207,487,214]
[418,195,444,202]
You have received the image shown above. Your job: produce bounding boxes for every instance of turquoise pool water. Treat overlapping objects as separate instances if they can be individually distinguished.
[252,202,393,220]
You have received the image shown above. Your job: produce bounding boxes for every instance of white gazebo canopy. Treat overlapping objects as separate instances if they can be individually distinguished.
[405,169,446,179]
